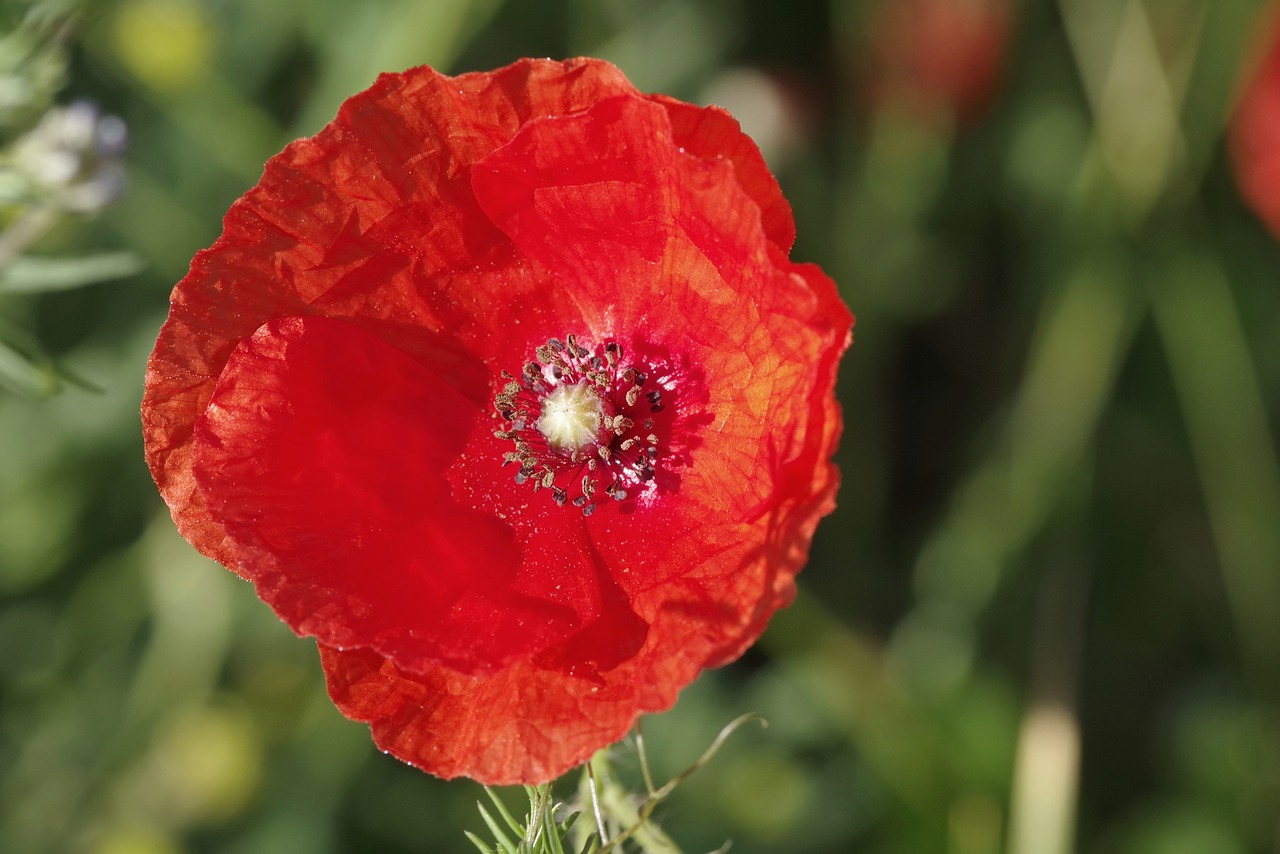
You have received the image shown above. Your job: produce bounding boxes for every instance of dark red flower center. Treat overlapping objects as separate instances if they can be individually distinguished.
[493,334,665,515]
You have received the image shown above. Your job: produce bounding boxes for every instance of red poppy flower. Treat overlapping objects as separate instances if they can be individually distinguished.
[142,57,851,785]
[1231,2,1280,238]
[861,0,1012,128]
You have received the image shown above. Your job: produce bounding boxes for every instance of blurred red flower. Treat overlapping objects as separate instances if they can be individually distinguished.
[142,58,851,785]
[1231,3,1280,238]
[862,0,1012,127]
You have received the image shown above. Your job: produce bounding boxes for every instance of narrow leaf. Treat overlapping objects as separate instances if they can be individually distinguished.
[0,338,60,397]
[477,803,519,854]
[464,831,498,854]
[0,251,145,293]
[483,786,525,836]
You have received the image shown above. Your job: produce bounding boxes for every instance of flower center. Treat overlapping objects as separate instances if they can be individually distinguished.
[493,334,665,515]
[537,381,612,454]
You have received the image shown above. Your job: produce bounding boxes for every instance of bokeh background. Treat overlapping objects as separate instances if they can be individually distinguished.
[3,0,1279,851]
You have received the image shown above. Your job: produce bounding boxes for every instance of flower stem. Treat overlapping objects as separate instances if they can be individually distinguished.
[579,751,683,854]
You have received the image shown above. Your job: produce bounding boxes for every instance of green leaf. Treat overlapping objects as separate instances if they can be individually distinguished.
[464,831,498,854]
[483,786,525,836]
[543,805,570,854]
[477,803,519,854]
[0,320,100,397]
[0,251,145,293]
[0,335,60,397]
[558,811,582,835]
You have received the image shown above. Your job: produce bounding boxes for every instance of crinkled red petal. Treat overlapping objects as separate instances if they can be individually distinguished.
[317,89,850,784]
[192,314,647,676]
[648,94,797,252]
[144,58,640,571]
[142,57,852,785]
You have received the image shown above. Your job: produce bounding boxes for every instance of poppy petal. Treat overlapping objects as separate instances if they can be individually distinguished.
[144,59,641,571]
[193,315,604,675]
[143,57,853,786]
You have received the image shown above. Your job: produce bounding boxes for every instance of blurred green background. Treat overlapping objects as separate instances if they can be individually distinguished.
[3,0,1279,851]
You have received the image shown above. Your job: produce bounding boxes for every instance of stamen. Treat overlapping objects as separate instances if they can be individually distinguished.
[491,333,672,513]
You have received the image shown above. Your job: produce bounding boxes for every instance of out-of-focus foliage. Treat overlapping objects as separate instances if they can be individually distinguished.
[1,0,1278,853]
[1,0,136,395]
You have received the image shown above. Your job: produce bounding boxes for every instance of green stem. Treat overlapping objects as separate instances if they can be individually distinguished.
[580,751,683,854]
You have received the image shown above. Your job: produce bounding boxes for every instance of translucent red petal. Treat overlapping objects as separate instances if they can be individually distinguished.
[142,57,852,785]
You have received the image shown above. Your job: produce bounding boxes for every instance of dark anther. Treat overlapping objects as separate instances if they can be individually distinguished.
[496,331,665,515]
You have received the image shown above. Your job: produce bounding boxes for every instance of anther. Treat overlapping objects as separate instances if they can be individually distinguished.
[493,333,668,514]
